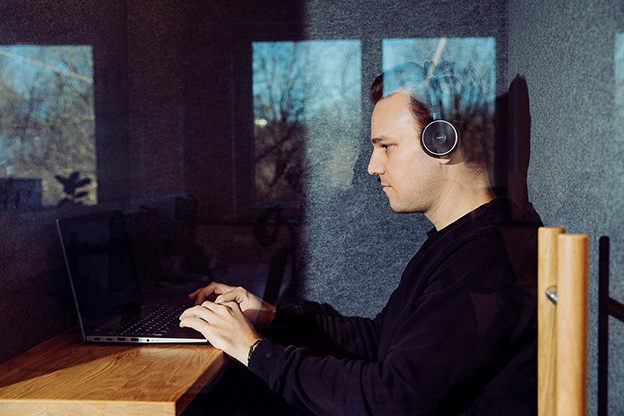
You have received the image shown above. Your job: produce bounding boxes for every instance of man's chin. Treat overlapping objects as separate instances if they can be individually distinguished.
[388,199,420,214]
[389,202,411,214]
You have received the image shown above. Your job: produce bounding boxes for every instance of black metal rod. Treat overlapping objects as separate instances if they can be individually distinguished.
[598,236,610,416]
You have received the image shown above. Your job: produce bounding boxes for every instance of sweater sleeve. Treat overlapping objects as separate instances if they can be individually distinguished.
[248,240,534,416]
[268,301,385,359]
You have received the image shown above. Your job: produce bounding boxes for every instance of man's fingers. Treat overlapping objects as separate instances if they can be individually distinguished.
[180,304,216,322]
[214,291,236,304]
[196,293,207,305]
[202,300,242,318]
[189,282,238,305]
[180,315,208,329]
[214,287,246,304]
[189,287,209,305]
[179,315,216,342]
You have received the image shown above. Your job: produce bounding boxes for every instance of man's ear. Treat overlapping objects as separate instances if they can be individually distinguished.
[437,157,452,165]
[436,146,462,165]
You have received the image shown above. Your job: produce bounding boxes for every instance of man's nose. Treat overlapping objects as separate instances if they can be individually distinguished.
[367,150,383,176]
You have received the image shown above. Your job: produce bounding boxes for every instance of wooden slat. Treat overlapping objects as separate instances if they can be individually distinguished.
[538,227,565,416]
[556,234,589,416]
[0,327,227,416]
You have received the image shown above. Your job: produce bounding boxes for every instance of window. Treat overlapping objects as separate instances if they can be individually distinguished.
[383,37,496,105]
[0,45,95,211]
[252,40,362,206]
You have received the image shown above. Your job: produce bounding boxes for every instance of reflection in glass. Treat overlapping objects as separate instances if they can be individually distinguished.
[383,38,496,180]
[383,37,496,106]
[252,40,362,206]
[0,46,95,210]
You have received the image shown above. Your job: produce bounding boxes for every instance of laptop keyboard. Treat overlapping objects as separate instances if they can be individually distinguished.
[111,305,187,336]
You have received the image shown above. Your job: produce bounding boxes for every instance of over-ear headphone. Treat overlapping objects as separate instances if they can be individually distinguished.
[421,119,458,158]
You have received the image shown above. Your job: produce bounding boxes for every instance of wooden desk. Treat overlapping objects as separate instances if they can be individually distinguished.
[0,327,227,416]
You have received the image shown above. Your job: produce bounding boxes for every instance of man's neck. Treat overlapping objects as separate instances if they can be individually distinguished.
[425,177,496,231]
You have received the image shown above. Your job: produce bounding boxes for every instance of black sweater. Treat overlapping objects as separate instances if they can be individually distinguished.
[249,198,542,416]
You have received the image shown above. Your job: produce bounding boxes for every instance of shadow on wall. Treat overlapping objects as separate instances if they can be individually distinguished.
[496,74,536,214]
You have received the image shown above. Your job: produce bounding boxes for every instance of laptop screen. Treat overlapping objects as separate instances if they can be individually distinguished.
[57,210,144,327]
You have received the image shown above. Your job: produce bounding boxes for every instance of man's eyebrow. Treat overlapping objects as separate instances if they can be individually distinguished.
[371,136,391,144]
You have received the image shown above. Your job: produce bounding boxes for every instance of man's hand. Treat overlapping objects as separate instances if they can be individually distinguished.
[189,282,237,304]
[179,301,262,366]
[189,282,276,326]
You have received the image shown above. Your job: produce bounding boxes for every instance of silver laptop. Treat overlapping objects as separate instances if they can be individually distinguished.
[56,210,207,344]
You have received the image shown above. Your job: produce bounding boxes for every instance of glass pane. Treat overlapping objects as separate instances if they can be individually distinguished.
[252,40,362,206]
[0,45,95,211]
[383,37,496,106]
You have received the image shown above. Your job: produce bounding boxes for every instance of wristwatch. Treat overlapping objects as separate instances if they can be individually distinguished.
[248,339,262,364]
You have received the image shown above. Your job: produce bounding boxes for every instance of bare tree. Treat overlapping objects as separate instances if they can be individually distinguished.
[0,46,95,206]
[252,40,361,205]
[253,42,316,205]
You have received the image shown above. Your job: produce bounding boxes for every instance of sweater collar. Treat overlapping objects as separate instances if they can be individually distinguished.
[426,197,508,241]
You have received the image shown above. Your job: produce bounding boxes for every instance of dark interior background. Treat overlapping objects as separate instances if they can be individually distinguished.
[0,0,622,413]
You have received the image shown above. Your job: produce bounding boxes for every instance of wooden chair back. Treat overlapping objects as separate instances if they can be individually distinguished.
[538,227,589,416]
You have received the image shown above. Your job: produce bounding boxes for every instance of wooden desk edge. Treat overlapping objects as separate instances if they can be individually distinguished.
[0,399,175,416]
[176,353,230,415]
[0,327,229,416]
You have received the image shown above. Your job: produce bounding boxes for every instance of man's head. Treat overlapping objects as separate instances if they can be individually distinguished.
[368,62,494,219]
[368,92,448,213]
[370,61,492,170]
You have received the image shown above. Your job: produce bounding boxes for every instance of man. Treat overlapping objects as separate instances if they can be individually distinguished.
[180,62,541,415]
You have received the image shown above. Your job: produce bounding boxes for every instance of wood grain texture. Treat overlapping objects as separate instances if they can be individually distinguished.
[0,327,227,416]
[538,227,565,416]
[556,234,589,416]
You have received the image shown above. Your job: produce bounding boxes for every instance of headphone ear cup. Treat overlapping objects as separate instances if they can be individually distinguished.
[421,120,459,157]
